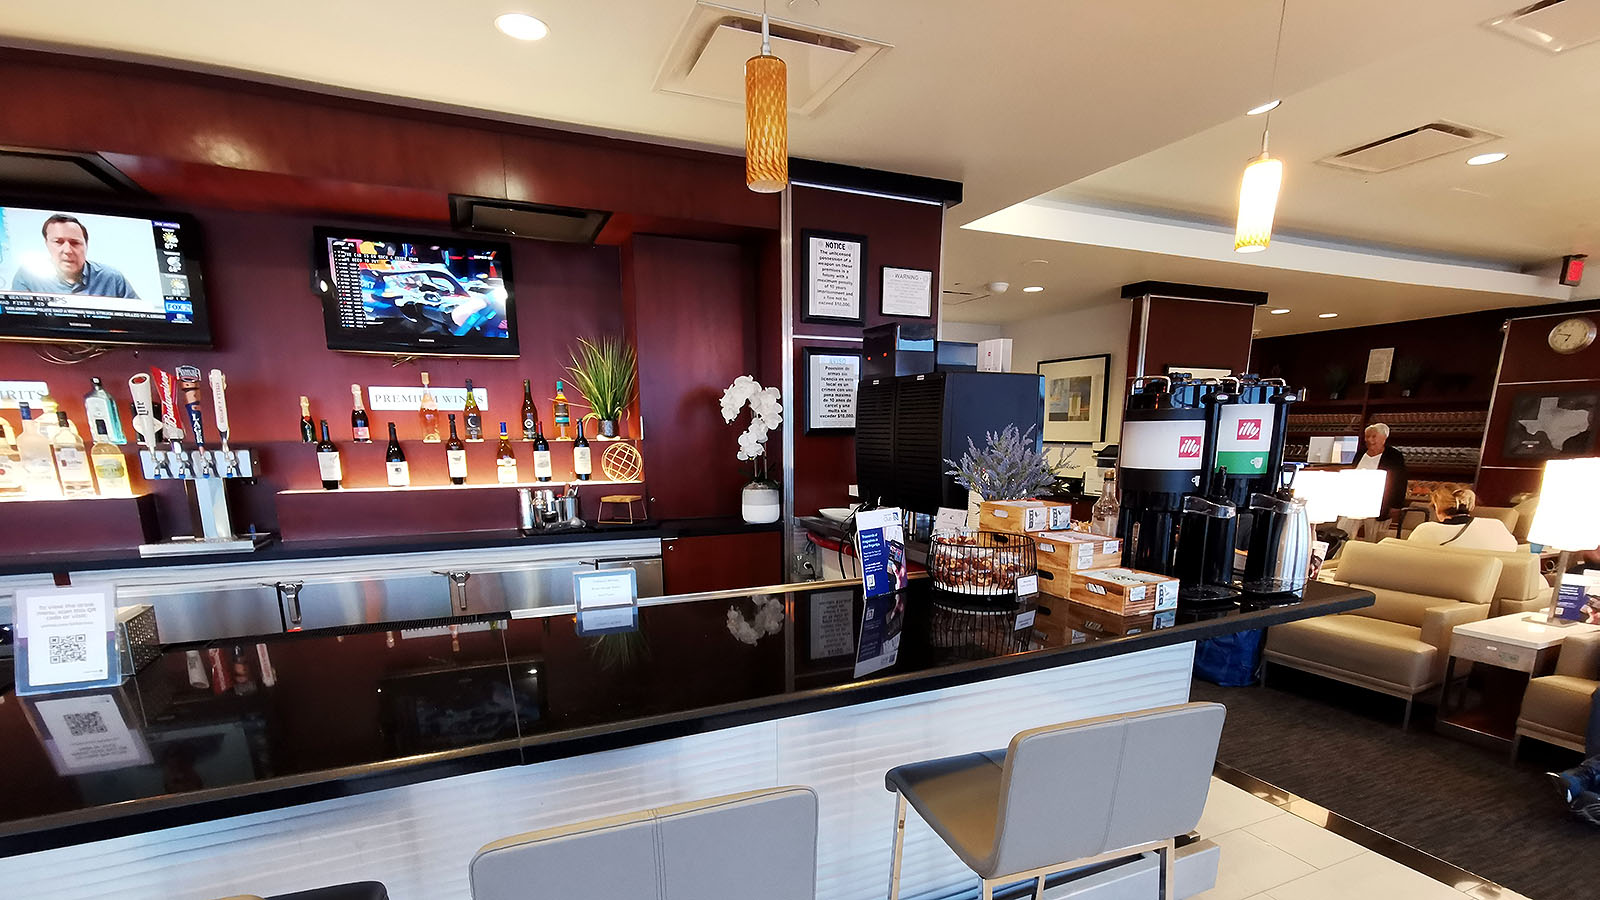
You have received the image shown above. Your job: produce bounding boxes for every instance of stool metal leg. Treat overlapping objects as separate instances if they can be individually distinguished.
[1034,874,1046,898]
[980,879,994,900]
[1157,838,1175,900]
[887,792,907,900]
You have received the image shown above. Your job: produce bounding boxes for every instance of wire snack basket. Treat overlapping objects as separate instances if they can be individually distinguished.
[928,530,1037,597]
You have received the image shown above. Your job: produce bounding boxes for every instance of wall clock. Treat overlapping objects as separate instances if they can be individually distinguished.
[1548,317,1597,355]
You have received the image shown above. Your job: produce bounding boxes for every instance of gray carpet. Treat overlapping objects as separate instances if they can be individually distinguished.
[1192,668,1595,900]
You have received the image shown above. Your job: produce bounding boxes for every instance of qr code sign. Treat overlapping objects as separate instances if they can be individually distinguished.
[62,711,108,737]
[48,632,89,665]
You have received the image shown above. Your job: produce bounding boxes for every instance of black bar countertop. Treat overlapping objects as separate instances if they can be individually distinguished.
[0,578,1370,856]
[0,517,777,578]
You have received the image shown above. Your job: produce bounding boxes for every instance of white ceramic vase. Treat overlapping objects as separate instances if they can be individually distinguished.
[741,480,781,524]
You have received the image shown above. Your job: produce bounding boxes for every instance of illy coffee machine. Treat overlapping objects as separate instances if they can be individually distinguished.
[1116,374,1210,575]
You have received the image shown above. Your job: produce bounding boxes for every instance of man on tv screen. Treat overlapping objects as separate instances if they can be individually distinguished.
[10,214,138,299]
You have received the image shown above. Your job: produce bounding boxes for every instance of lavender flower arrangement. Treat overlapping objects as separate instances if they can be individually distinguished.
[944,424,1061,501]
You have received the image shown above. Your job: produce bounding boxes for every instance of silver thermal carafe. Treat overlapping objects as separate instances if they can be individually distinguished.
[1116,375,1210,575]
[1173,385,1242,605]
[1242,466,1311,596]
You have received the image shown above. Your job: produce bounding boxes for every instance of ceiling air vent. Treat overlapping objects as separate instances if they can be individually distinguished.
[654,1,891,115]
[449,196,611,245]
[1486,1,1600,54]
[1317,123,1500,174]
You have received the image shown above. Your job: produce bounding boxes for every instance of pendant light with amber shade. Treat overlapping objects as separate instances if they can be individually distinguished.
[1235,0,1288,253]
[746,4,788,193]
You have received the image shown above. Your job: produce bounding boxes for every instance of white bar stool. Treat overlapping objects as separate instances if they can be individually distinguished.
[470,786,818,900]
[885,702,1225,900]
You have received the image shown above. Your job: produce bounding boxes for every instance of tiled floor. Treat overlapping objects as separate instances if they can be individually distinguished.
[1193,779,1535,900]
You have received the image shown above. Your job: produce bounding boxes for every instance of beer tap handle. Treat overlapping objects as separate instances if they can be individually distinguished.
[210,369,240,477]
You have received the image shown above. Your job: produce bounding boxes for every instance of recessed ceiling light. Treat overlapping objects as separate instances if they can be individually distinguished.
[1246,99,1281,116]
[495,13,549,41]
[1318,312,1339,319]
[1466,151,1507,166]
[1022,286,1044,293]
[1269,308,1291,315]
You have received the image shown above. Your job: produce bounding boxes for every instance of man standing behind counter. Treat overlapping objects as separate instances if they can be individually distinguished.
[11,214,138,299]
[1336,423,1409,542]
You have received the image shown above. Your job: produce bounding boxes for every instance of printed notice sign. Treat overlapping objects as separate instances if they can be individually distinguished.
[809,590,856,660]
[806,233,863,321]
[367,386,488,412]
[807,351,861,431]
[573,568,639,636]
[32,692,152,775]
[16,583,119,695]
[853,507,906,678]
[880,267,933,318]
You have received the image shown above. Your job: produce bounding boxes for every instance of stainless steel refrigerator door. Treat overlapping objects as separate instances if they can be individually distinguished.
[118,582,286,643]
[289,573,452,632]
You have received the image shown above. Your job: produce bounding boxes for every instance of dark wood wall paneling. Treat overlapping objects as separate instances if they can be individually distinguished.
[1128,297,1256,378]
[789,186,944,516]
[1478,309,1600,505]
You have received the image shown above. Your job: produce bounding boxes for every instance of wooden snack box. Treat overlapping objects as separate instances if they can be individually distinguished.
[978,500,1057,534]
[1068,567,1180,616]
[1034,531,1123,577]
[1031,598,1175,646]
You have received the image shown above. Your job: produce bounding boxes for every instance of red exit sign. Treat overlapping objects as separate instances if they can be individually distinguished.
[1561,254,1586,287]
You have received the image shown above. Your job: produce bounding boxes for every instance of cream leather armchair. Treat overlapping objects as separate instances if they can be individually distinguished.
[1374,538,1550,617]
[1515,632,1600,756]
[1266,541,1501,726]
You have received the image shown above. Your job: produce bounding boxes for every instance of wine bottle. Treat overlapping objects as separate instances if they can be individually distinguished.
[90,420,132,496]
[418,372,441,443]
[84,377,127,444]
[553,379,571,439]
[299,396,315,443]
[385,422,409,487]
[496,422,518,484]
[350,384,371,442]
[572,419,592,481]
[53,412,96,497]
[16,404,61,498]
[520,379,538,442]
[463,379,483,441]
[316,419,342,490]
[533,422,553,482]
[445,414,468,484]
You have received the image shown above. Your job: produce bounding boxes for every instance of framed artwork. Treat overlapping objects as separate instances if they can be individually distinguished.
[1165,365,1233,380]
[803,347,863,434]
[1502,390,1599,459]
[1039,354,1110,444]
[802,230,866,324]
[879,266,933,318]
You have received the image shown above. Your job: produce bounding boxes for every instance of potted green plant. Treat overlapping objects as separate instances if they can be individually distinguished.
[566,336,637,438]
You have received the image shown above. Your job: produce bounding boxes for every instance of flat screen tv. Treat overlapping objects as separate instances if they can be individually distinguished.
[0,202,211,346]
[314,227,518,357]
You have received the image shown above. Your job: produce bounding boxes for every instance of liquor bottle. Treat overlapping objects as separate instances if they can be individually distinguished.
[90,420,132,496]
[316,419,342,490]
[350,384,371,442]
[37,393,59,442]
[418,372,441,443]
[299,396,315,443]
[520,379,538,441]
[572,419,592,481]
[1090,469,1120,537]
[384,422,410,487]
[463,379,483,441]
[0,417,22,496]
[83,377,127,444]
[16,404,60,497]
[495,422,518,484]
[532,423,553,483]
[445,414,468,485]
[52,412,96,497]
[553,380,571,439]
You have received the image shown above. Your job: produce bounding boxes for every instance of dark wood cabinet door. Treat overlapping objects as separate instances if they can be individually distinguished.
[662,532,782,594]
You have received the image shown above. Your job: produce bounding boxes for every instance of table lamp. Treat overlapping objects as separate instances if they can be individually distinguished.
[1292,468,1386,524]
[1526,457,1600,625]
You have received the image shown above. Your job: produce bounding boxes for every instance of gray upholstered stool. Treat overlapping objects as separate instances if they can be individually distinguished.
[469,786,818,900]
[885,702,1225,900]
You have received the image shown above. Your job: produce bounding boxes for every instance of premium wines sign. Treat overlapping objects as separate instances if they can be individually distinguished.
[367,386,488,411]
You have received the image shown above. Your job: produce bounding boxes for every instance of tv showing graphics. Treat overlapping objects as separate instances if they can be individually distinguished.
[315,227,518,357]
[0,203,211,346]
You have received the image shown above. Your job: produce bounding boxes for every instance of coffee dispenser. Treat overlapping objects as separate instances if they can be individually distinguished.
[1173,384,1242,605]
[1116,374,1209,575]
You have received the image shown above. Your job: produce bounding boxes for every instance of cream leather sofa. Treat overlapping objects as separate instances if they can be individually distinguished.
[1323,538,1548,617]
[1515,632,1600,756]
[1266,541,1501,726]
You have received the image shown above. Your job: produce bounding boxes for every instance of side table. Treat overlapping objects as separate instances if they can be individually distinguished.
[1439,613,1600,758]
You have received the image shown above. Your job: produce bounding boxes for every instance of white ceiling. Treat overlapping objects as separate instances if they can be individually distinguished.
[0,0,1590,336]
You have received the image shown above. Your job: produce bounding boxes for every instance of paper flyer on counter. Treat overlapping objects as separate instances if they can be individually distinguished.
[854,507,906,678]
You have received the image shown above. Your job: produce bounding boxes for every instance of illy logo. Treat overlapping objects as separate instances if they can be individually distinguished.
[1237,418,1263,441]
[1177,436,1202,458]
